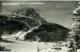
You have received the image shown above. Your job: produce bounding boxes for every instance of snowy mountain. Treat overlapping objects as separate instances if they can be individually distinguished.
[0,8,70,41]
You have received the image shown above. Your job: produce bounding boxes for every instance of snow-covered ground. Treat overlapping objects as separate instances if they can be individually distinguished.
[0,40,74,52]
[0,41,37,52]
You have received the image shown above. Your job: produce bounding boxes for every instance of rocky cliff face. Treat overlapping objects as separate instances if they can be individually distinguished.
[25,23,70,42]
[0,7,70,41]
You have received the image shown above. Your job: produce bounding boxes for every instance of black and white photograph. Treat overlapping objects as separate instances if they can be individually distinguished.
[0,0,80,52]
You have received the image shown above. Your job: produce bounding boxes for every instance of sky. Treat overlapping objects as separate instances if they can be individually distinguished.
[1,0,80,1]
[0,1,78,28]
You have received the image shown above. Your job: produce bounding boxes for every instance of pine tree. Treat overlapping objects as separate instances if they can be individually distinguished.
[68,2,80,52]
